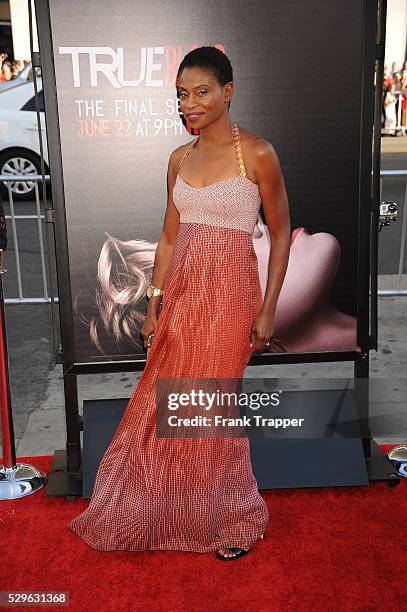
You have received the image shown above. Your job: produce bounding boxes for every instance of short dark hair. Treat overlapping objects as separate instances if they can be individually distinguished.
[176,46,233,109]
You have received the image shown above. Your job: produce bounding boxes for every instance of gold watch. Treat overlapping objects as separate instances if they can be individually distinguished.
[146,284,164,299]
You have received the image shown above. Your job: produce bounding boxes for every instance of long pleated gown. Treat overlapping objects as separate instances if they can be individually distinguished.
[68,122,270,552]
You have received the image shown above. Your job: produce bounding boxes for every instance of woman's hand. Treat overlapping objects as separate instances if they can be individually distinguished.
[250,311,275,352]
[141,313,158,349]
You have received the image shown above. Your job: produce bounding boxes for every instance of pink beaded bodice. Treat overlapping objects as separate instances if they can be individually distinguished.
[173,122,261,234]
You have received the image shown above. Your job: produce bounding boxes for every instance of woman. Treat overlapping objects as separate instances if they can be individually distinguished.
[68,46,291,560]
[383,83,397,135]
[400,69,407,131]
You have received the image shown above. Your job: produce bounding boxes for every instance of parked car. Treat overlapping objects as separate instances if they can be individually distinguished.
[0,78,49,200]
[0,63,42,93]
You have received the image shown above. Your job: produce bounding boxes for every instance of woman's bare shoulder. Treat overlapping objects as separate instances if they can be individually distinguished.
[238,125,279,179]
[168,139,196,172]
[171,139,197,160]
[239,125,276,156]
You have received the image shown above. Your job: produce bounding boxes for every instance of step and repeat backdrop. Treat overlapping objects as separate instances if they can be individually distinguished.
[40,0,368,366]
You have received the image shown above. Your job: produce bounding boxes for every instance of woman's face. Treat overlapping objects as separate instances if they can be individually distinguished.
[176,67,232,129]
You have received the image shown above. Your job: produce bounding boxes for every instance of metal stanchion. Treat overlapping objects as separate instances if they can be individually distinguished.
[0,219,47,499]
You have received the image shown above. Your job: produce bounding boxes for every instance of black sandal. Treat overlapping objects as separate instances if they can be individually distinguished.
[216,547,251,560]
[215,533,265,560]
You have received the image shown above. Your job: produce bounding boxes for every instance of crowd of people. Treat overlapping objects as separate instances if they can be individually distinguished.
[383,60,407,135]
[0,52,29,82]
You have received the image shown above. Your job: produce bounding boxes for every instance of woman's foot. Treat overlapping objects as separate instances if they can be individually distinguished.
[215,534,264,560]
[216,546,251,560]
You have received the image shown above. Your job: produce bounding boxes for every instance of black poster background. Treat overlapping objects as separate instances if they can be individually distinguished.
[44,0,366,365]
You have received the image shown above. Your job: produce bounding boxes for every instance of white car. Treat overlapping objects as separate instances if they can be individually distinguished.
[0,78,48,200]
[0,63,42,93]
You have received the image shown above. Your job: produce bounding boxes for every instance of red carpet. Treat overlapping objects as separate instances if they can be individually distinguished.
[0,445,405,611]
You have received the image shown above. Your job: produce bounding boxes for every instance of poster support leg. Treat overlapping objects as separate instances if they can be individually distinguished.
[0,253,48,499]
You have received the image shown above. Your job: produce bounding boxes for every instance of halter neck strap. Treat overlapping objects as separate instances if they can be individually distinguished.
[178,122,247,177]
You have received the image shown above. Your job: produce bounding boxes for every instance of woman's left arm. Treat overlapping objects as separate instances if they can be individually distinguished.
[250,139,291,350]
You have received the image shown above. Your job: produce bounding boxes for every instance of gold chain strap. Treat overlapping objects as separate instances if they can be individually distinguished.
[231,122,246,178]
[179,137,199,171]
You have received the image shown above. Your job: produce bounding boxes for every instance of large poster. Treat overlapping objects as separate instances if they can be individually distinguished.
[45,0,365,365]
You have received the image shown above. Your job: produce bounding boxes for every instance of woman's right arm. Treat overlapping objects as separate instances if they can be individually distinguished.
[143,147,183,328]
